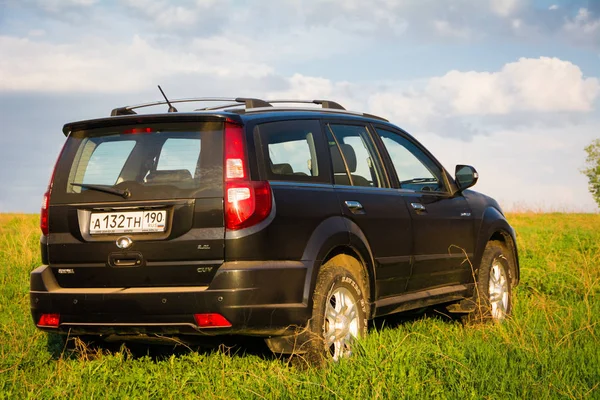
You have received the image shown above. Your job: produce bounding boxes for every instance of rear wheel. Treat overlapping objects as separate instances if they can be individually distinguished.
[465,240,513,323]
[303,256,368,364]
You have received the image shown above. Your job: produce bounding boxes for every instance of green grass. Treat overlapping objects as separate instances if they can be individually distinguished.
[1,213,599,399]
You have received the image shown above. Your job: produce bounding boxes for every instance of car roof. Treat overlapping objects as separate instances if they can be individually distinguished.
[62,99,398,135]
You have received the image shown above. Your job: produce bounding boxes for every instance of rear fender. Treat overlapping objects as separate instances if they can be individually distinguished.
[301,216,375,313]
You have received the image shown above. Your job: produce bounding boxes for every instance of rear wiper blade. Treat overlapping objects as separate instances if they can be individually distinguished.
[70,183,131,199]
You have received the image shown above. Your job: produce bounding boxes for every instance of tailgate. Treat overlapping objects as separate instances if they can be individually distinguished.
[46,120,224,288]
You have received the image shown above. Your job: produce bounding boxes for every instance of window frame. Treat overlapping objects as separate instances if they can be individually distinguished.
[321,119,391,189]
[370,124,456,195]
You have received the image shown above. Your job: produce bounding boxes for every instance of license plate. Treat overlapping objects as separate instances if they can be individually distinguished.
[89,210,167,235]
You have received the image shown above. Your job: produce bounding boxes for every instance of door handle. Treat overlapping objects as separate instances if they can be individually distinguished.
[108,252,143,267]
[411,202,426,212]
[344,200,364,213]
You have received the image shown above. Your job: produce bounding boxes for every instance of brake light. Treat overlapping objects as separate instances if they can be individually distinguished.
[224,122,272,230]
[38,313,60,328]
[122,127,153,134]
[194,313,232,328]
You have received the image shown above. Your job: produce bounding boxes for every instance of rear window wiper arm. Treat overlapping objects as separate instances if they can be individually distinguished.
[70,183,131,199]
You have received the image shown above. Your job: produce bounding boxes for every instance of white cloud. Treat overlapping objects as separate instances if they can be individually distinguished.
[427,57,599,115]
[15,0,98,12]
[365,57,600,131]
[563,8,600,38]
[121,0,219,28]
[490,0,520,17]
[432,20,471,38]
[0,35,273,93]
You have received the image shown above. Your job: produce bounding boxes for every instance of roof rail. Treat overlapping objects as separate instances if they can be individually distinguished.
[108,96,387,121]
[265,99,345,110]
[110,97,272,116]
[110,97,347,116]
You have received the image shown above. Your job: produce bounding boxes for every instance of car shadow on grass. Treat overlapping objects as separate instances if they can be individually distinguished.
[47,333,278,362]
[46,305,463,363]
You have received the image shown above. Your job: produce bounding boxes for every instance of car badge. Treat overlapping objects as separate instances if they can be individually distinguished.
[116,236,133,249]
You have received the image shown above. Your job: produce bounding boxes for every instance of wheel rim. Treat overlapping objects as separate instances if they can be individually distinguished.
[324,286,360,361]
[489,261,509,320]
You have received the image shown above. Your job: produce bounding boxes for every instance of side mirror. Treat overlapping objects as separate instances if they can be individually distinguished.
[455,165,478,191]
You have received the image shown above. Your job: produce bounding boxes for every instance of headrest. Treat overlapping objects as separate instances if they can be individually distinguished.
[146,169,193,183]
[272,163,294,175]
[330,143,357,173]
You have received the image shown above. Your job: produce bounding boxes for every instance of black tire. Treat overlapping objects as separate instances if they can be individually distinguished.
[464,240,514,323]
[300,256,368,365]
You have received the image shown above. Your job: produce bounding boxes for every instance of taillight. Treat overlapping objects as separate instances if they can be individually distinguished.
[224,122,246,179]
[38,313,60,328]
[40,191,50,235]
[225,181,272,230]
[194,313,232,328]
[224,121,272,230]
[41,142,66,235]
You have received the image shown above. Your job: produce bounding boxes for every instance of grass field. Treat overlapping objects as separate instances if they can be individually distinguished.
[1,213,599,399]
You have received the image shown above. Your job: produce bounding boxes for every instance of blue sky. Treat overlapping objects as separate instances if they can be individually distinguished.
[1,0,599,212]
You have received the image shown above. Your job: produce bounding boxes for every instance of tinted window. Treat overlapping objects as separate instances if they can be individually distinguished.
[59,122,223,200]
[327,124,384,188]
[376,128,446,192]
[257,120,326,182]
[156,138,201,177]
[81,141,135,186]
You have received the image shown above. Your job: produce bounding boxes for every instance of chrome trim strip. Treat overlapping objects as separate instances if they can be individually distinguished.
[269,181,334,189]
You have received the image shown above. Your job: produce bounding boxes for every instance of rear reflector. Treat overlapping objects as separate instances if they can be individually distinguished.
[194,313,232,328]
[38,313,60,328]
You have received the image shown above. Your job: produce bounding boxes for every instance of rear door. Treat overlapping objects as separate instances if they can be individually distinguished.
[47,120,224,288]
[373,126,475,292]
[324,121,413,299]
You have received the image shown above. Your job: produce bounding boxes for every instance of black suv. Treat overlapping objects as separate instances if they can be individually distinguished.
[31,96,519,361]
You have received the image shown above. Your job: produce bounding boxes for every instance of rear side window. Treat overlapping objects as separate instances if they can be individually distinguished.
[256,120,328,183]
[55,121,223,201]
[326,124,385,188]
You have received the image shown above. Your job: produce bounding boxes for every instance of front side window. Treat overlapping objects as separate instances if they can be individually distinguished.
[376,128,446,192]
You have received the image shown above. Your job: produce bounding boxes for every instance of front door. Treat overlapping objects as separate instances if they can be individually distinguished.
[372,127,475,292]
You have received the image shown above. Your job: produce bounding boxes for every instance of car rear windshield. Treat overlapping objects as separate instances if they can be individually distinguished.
[51,121,223,203]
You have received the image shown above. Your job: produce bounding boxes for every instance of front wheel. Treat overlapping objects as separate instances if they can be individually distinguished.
[305,259,368,363]
[465,240,514,323]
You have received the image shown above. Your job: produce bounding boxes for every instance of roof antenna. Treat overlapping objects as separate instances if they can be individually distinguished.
[157,85,178,113]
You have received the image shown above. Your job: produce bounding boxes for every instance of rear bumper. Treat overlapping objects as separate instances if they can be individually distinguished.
[30,261,310,337]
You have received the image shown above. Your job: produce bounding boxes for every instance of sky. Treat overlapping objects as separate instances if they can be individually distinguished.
[0,0,599,212]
